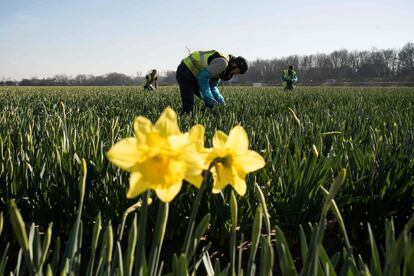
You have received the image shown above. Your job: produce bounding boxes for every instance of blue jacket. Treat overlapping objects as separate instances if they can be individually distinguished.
[197,69,225,105]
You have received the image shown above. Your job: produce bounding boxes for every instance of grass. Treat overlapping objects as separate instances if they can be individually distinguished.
[0,85,413,274]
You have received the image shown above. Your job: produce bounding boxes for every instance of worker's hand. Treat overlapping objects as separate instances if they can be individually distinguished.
[216,97,225,105]
[205,98,218,107]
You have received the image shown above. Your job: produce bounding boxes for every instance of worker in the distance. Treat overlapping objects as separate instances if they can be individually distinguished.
[142,69,158,92]
[281,65,298,92]
[176,50,248,113]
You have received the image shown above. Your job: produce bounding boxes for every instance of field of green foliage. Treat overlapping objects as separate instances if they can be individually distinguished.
[0,86,413,275]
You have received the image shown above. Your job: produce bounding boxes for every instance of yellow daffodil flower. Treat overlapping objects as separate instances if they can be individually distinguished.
[107,107,206,203]
[206,126,266,196]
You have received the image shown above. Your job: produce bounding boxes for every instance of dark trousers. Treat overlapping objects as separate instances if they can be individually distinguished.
[143,84,155,92]
[176,62,201,113]
[285,82,294,90]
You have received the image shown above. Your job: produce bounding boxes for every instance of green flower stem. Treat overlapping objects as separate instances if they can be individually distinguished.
[183,165,213,257]
[148,201,169,276]
[135,191,149,276]
[230,191,238,276]
[247,205,263,275]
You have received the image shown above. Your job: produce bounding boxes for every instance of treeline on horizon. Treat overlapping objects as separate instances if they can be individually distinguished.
[2,42,413,87]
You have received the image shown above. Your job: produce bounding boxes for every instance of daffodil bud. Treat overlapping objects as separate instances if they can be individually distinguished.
[312,144,319,158]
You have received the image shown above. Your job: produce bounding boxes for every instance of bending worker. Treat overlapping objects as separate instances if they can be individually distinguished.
[281,65,298,91]
[142,69,158,92]
[176,50,248,113]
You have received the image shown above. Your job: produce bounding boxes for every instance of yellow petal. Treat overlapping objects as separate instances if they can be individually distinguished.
[233,150,266,173]
[211,163,233,193]
[154,181,183,202]
[233,165,247,181]
[184,153,205,173]
[139,156,186,188]
[232,174,247,196]
[200,148,213,169]
[212,130,228,148]
[168,134,190,151]
[205,150,218,169]
[155,107,181,137]
[182,138,207,171]
[226,126,249,153]
[212,178,227,194]
[107,137,139,171]
[126,172,149,198]
[185,174,203,188]
[134,116,153,145]
[188,124,205,151]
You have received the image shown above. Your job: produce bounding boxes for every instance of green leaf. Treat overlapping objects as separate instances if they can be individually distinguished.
[368,223,383,276]
[91,212,102,255]
[318,244,336,276]
[124,214,138,276]
[0,212,3,236]
[275,225,297,276]
[188,213,210,261]
[0,243,9,275]
[174,254,189,276]
[259,236,274,276]
[247,205,263,275]
[39,222,53,269]
[9,200,29,252]
[299,225,309,266]
[214,258,221,275]
[115,242,124,276]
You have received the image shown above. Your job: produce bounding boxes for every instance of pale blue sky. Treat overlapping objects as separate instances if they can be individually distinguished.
[0,0,413,80]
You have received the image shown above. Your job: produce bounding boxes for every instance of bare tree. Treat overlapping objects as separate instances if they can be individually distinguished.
[398,42,414,74]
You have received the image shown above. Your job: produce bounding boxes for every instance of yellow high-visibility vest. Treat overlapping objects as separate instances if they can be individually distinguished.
[142,73,157,87]
[183,50,229,77]
[283,69,297,79]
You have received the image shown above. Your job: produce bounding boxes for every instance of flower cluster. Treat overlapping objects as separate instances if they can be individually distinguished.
[107,107,265,202]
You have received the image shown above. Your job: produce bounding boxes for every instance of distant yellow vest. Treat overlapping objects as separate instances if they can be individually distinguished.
[283,69,297,79]
[142,73,156,87]
[282,69,297,87]
[183,50,230,77]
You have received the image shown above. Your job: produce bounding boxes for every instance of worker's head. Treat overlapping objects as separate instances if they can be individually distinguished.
[220,56,248,81]
[232,56,248,74]
[288,65,294,71]
[151,69,157,75]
